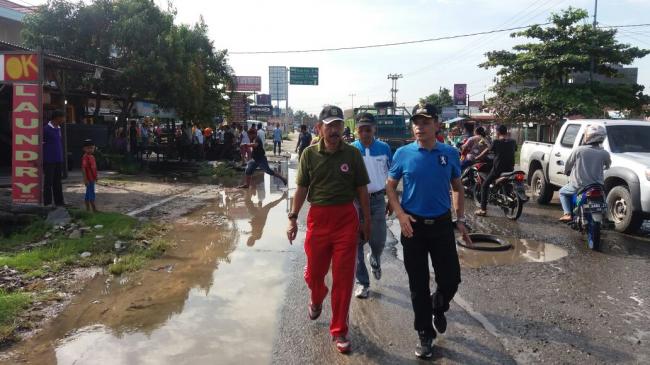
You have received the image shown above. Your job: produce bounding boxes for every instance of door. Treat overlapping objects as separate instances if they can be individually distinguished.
[549,124,582,186]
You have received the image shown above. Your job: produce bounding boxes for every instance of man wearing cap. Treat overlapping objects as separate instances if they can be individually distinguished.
[386,103,472,359]
[351,113,392,299]
[287,105,371,354]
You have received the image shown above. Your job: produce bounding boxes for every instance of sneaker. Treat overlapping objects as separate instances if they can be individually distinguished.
[415,333,434,359]
[433,312,447,334]
[333,336,351,354]
[355,285,369,299]
[368,253,381,281]
[308,302,322,320]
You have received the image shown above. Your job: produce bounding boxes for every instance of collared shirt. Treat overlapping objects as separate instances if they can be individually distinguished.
[297,139,370,206]
[257,128,266,145]
[273,128,282,142]
[352,138,392,194]
[389,141,461,217]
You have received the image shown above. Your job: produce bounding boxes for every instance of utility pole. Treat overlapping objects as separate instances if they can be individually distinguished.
[589,0,598,83]
[349,93,356,110]
[387,73,403,112]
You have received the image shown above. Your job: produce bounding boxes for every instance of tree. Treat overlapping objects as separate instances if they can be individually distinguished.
[480,8,650,123]
[419,88,453,111]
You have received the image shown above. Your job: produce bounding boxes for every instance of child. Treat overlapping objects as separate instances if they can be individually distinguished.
[81,139,98,212]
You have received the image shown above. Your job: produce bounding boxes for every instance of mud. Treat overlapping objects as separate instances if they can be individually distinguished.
[458,237,568,269]
[2,162,294,365]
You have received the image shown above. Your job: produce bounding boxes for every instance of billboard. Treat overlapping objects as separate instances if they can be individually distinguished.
[454,84,467,106]
[0,54,39,82]
[248,105,272,116]
[269,66,288,101]
[234,76,261,92]
[290,67,318,85]
[256,94,271,105]
[12,84,42,204]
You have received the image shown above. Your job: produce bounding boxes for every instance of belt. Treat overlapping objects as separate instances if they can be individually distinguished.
[405,210,451,225]
[370,190,385,197]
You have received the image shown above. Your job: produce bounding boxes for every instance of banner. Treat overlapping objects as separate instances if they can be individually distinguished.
[234,76,261,92]
[0,54,39,82]
[453,84,467,106]
[12,84,42,204]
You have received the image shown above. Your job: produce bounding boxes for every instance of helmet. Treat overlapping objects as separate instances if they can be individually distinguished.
[584,124,606,145]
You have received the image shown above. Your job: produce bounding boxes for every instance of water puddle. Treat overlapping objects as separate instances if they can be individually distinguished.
[457,237,568,268]
[4,161,296,365]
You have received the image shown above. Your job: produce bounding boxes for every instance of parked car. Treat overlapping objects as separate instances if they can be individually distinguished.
[520,119,650,233]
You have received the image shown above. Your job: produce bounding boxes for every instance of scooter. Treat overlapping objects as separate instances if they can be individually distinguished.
[566,184,606,251]
[473,170,528,220]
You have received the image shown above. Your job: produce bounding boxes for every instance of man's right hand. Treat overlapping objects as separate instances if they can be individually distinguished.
[287,219,298,244]
[397,212,417,238]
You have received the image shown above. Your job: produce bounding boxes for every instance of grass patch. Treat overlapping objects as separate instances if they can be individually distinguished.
[197,163,237,178]
[0,220,50,252]
[0,290,32,341]
[108,255,146,276]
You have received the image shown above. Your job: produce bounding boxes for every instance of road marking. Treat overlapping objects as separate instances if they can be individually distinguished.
[126,194,181,217]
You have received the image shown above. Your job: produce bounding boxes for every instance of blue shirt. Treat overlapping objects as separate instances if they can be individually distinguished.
[273,128,282,142]
[352,139,393,193]
[389,141,461,217]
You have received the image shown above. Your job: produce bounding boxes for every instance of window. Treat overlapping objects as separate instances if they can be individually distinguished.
[560,124,581,148]
[607,125,650,153]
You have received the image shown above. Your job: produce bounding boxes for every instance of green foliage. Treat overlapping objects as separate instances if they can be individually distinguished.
[0,220,50,251]
[21,0,233,122]
[419,88,454,111]
[0,290,32,342]
[480,7,650,122]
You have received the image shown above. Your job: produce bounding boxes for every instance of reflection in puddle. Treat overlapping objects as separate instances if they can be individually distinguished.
[5,161,296,365]
[458,237,568,268]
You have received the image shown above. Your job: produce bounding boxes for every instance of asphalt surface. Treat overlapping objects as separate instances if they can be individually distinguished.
[272,192,650,364]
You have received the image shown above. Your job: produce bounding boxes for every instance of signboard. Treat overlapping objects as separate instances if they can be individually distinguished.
[269,66,287,101]
[0,54,39,82]
[289,67,318,85]
[256,94,271,105]
[454,84,467,106]
[230,92,248,123]
[248,105,272,116]
[441,106,457,121]
[12,84,42,204]
[234,76,262,92]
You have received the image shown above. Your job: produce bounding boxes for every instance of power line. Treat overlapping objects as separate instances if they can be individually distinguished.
[231,22,650,55]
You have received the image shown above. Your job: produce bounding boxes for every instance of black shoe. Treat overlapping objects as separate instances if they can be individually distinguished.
[434,312,447,334]
[415,333,434,359]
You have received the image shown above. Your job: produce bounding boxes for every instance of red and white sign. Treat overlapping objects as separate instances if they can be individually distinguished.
[0,54,39,82]
[234,76,261,92]
[12,84,42,204]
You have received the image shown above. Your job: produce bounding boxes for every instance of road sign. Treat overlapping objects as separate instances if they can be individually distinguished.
[269,66,288,101]
[248,105,272,116]
[290,67,318,85]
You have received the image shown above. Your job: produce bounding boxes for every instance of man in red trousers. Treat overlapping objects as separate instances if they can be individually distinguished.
[287,105,370,354]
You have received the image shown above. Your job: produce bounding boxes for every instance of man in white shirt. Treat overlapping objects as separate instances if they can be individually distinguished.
[351,113,393,299]
[257,122,266,146]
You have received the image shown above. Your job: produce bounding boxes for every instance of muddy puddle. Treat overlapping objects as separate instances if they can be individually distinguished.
[3,161,296,365]
[387,219,568,268]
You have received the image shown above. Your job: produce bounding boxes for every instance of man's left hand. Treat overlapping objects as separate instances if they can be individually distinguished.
[456,222,472,246]
[361,220,371,243]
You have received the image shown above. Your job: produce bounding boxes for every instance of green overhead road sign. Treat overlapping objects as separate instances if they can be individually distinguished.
[290,67,318,85]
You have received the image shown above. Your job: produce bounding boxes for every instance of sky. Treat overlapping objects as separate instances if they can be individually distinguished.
[22,0,650,115]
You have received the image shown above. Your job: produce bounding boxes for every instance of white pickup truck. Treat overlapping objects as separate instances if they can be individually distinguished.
[520,119,650,233]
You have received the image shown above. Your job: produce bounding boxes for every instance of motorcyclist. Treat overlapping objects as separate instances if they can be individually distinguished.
[460,126,491,171]
[558,124,611,222]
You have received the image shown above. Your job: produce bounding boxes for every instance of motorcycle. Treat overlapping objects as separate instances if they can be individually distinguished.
[473,170,528,220]
[566,184,606,251]
[461,160,492,198]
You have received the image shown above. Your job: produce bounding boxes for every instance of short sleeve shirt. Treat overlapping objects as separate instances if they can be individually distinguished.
[352,139,393,194]
[389,141,461,217]
[82,154,98,182]
[296,140,370,206]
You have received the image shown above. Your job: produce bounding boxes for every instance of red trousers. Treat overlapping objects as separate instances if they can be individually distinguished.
[304,202,359,337]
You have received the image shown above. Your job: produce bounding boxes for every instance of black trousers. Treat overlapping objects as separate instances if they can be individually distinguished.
[43,162,64,206]
[401,212,461,336]
[480,169,499,210]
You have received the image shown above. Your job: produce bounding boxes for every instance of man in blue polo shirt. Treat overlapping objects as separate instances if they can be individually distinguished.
[386,103,472,359]
[351,113,392,299]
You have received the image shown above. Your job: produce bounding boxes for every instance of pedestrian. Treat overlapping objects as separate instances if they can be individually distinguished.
[43,110,65,207]
[286,105,371,354]
[238,128,288,188]
[474,124,517,217]
[386,103,472,359]
[351,113,392,299]
[193,123,204,160]
[222,123,235,160]
[81,139,98,212]
[273,123,283,156]
[558,124,611,222]
[460,126,491,170]
[257,122,266,146]
[239,124,251,164]
[295,124,312,160]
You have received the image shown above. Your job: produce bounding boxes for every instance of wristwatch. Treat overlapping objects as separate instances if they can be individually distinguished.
[456,216,467,224]
[288,212,298,220]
